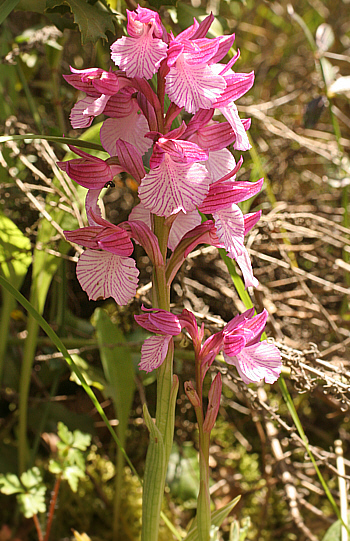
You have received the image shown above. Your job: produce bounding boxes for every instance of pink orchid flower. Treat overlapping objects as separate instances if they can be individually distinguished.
[223,309,282,384]
[111,5,168,79]
[135,306,281,384]
[138,132,210,216]
[64,211,139,306]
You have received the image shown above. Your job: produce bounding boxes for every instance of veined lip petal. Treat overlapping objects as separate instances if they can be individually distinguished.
[138,335,172,372]
[232,341,282,384]
[111,29,168,79]
[165,56,226,114]
[77,249,139,306]
[138,154,210,217]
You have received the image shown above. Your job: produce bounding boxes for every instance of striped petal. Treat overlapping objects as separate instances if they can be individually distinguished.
[168,210,202,251]
[139,154,210,217]
[100,111,152,157]
[227,341,282,384]
[218,103,251,151]
[111,31,167,79]
[139,335,172,372]
[165,55,226,114]
[76,249,139,305]
[205,149,236,183]
[213,205,245,259]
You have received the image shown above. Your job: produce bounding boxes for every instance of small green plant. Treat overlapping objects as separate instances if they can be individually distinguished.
[0,422,91,541]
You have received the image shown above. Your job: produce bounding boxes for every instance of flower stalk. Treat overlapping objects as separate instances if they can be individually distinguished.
[54,7,283,540]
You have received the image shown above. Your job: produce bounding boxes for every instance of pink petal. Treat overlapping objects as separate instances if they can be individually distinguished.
[224,308,255,334]
[83,94,110,117]
[155,138,208,164]
[230,341,282,384]
[218,103,251,151]
[213,205,245,258]
[121,220,163,267]
[77,249,139,305]
[244,210,262,235]
[190,13,215,40]
[205,149,236,183]
[196,122,236,151]
[128,203,151,228]
[85,189,102,225]
[103,92,136,118]
[115,139,146,184]
[64,68,104,95]
[223,334,247,357]
[165,58,226,114]
[179,308,203,345]
[70,97,96,129]
[235,249,259,288]
[139,154,210,217]
[58,156,118,190]
[111,31,168,79]
[168,210,202,251]
[139,335,172,372]
[200,178,264,212]
[149,312,181,335]
[244,309,268,339]
[210,35,236,64]
[100,111,152,157]
[127,7,165,39]
[215,72,255,105]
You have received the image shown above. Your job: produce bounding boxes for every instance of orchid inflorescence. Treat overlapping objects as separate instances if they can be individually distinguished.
[60,5,281,403]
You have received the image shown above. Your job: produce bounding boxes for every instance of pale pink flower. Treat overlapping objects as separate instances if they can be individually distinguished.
[223,309,281,384]
[111,5,168,79]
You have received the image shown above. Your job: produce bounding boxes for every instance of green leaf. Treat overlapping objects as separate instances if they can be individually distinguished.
[16,0,46,12]
[0,212,31,287]
[18,485,46,518]
[183,496,241,541]
[71,429,92,452]
[94,308,135,443]
[69,354,106,392]
[62,465,86,492]
[57,421,74,446]
[48,459,62,475]
[20,467,43,489]
[230,517,251,541]
[322,513,350,541]
[0,473,22,495]
[0,0,21,24]
[46,0,116,43]
[167,442,199,501]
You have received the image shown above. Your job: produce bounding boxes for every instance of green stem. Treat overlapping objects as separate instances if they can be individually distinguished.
[0,286,16,383]
[141,215,178,541]
[18,314,40,474]
[197,440,211,541]
[196,409,211,541]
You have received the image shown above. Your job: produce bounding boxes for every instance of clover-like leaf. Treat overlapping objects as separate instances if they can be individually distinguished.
[62,465,86,493]
[0,473,22,495]
[71,430,91,452]
[17,485,46,518]
[20,467,43,490]
[57,421,74,446]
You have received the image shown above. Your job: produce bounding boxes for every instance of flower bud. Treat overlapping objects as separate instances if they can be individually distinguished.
[203,373,222,433]
[184,381,201,408]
